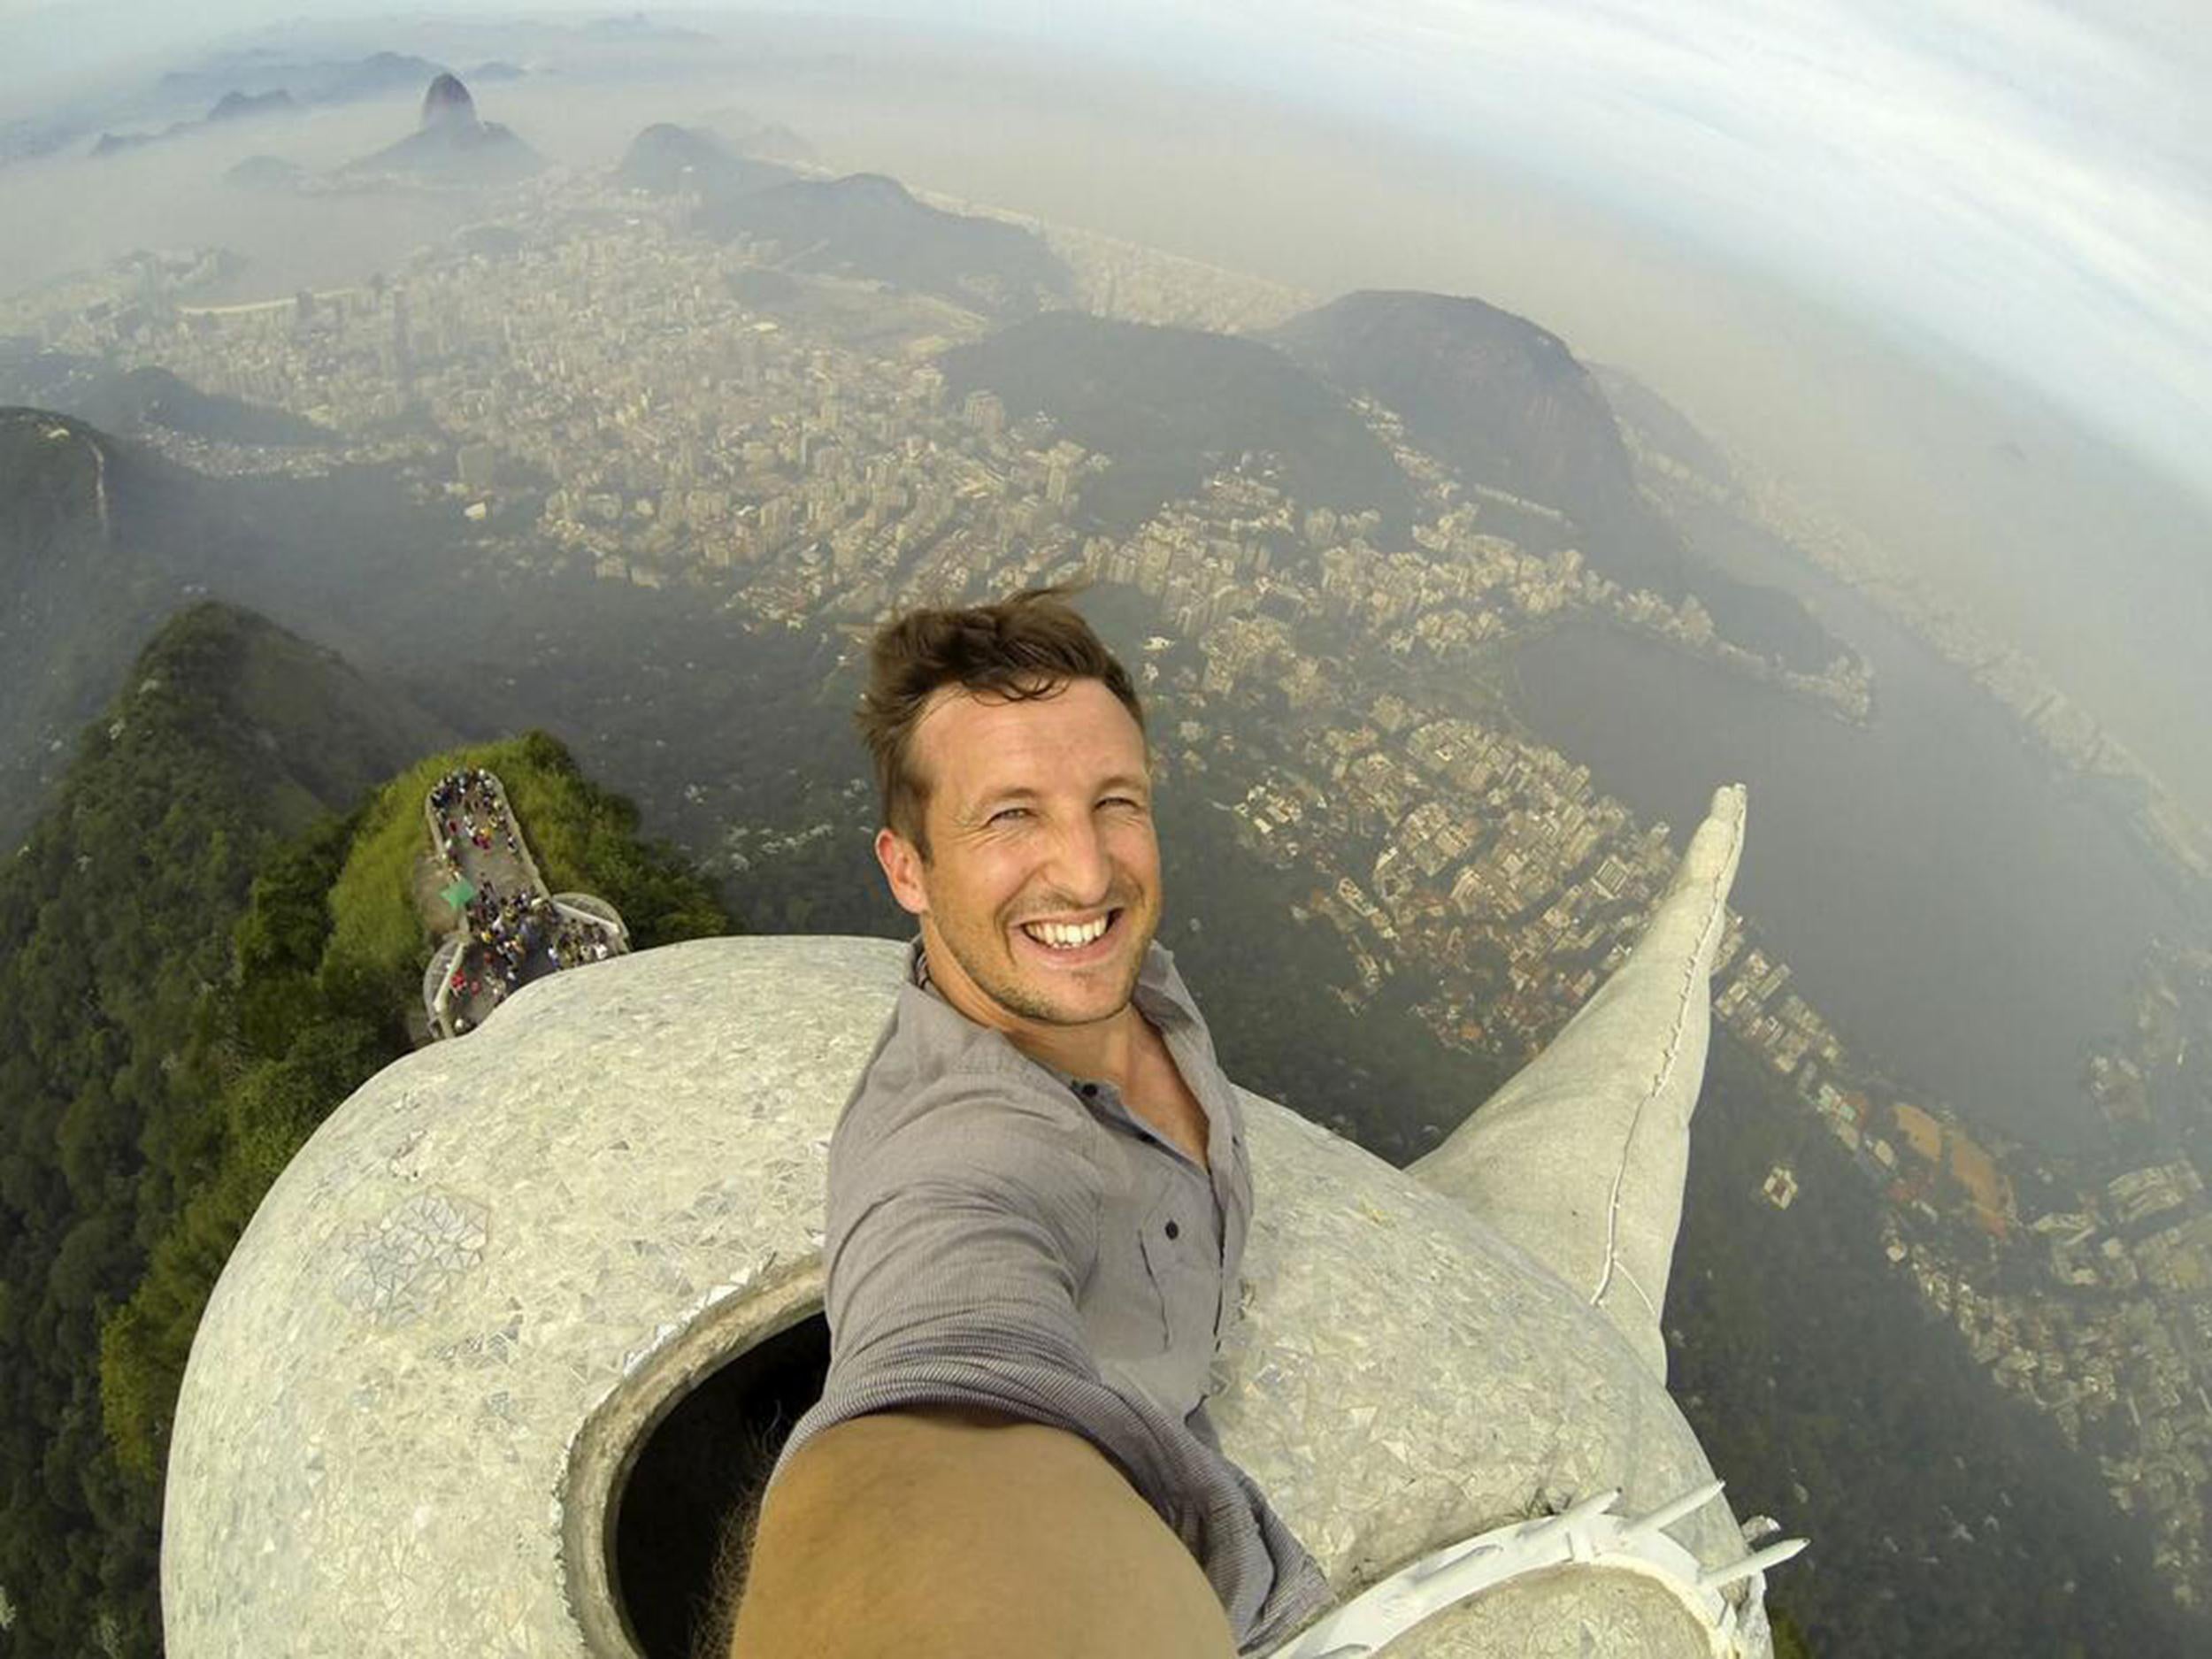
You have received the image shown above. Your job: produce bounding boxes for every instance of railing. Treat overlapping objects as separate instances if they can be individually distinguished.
[420,769,630,1041]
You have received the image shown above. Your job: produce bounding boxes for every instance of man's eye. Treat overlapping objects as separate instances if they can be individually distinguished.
[988,807,1031,825]
[1101,796,1146,811]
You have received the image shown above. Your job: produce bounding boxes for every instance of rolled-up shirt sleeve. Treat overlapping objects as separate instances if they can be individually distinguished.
[764,1074,1333,1655]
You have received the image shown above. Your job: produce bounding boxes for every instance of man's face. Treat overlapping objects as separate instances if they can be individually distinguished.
[877,677,1162,1034]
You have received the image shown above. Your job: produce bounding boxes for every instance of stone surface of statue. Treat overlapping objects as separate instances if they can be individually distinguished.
[163,785,1790,1656]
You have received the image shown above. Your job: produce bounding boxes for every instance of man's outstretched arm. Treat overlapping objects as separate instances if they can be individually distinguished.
[726,1402,1239,1658]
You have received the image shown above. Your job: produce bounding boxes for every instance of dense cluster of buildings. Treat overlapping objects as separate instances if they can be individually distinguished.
[1197,604,2212,1588]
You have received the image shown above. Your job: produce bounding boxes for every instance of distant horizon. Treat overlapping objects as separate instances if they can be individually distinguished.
[4,2,2205,515]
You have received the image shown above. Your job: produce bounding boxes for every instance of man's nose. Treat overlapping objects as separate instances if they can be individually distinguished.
[1042,814,1113,903]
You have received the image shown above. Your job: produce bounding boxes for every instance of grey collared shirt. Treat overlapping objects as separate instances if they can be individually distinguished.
[765,936,1332,1655]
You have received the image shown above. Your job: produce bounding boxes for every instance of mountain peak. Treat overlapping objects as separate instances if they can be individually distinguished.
[207,88,295,124]
[0,407,110,547]
[420,73,477,132]
[342,73,541,182]
[838,172,916,205]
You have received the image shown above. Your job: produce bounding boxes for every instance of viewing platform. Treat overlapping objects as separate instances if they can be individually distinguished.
[419,766,628,1040]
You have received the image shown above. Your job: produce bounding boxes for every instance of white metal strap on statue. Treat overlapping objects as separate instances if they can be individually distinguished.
[1262,1480,1808,1659]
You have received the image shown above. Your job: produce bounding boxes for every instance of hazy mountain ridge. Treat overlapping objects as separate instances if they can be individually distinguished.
[699,172,1073,319]
[0,349,328,446]
[82,52,447,159]
[1591,363,1742,495]
[941,311,1420,539]
[734,121,817,166]
[206,88,297,124]
[617,123,797,201]
[143,604,459,830]
[344,120,541,186]
[1272,290,1839,670]
[1271,291,1654,542]
[223,153,307,193]
[154,50,449,111]
[90,88,299,158]
[0,408,124,572]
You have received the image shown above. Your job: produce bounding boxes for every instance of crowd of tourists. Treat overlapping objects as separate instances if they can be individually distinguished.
[445,887,611,1006]
[431,766,523,865]
[428,766,618,1036]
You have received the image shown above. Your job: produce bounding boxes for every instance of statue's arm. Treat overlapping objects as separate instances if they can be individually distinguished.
[728,1403,1238,1657]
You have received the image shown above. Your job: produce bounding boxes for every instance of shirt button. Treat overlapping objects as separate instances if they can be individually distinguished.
[1164,1219,1180,1240]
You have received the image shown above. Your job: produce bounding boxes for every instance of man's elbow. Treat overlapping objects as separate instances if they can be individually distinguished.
[724,1406,1239,1659]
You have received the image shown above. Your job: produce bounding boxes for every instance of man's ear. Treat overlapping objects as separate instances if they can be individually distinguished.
[874,826,929,918]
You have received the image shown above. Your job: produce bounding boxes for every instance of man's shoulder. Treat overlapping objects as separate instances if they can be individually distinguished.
[833,984,1098,1167]
[849,981,1030,1114]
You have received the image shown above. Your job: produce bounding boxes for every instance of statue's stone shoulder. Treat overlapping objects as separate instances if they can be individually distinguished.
[165,929,1770,1657]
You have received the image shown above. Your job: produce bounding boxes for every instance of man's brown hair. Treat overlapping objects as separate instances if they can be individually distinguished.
[856,583,1146,860]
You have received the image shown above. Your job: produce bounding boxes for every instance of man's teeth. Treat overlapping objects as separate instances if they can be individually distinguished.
[1024,915,1111,949]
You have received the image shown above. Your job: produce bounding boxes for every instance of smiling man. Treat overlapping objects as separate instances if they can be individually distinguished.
[726,587,1332,1657]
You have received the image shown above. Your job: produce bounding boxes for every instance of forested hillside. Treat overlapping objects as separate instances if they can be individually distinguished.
[0,410,204,849]
[0,602,444,1654]
[0,604,729,1655]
